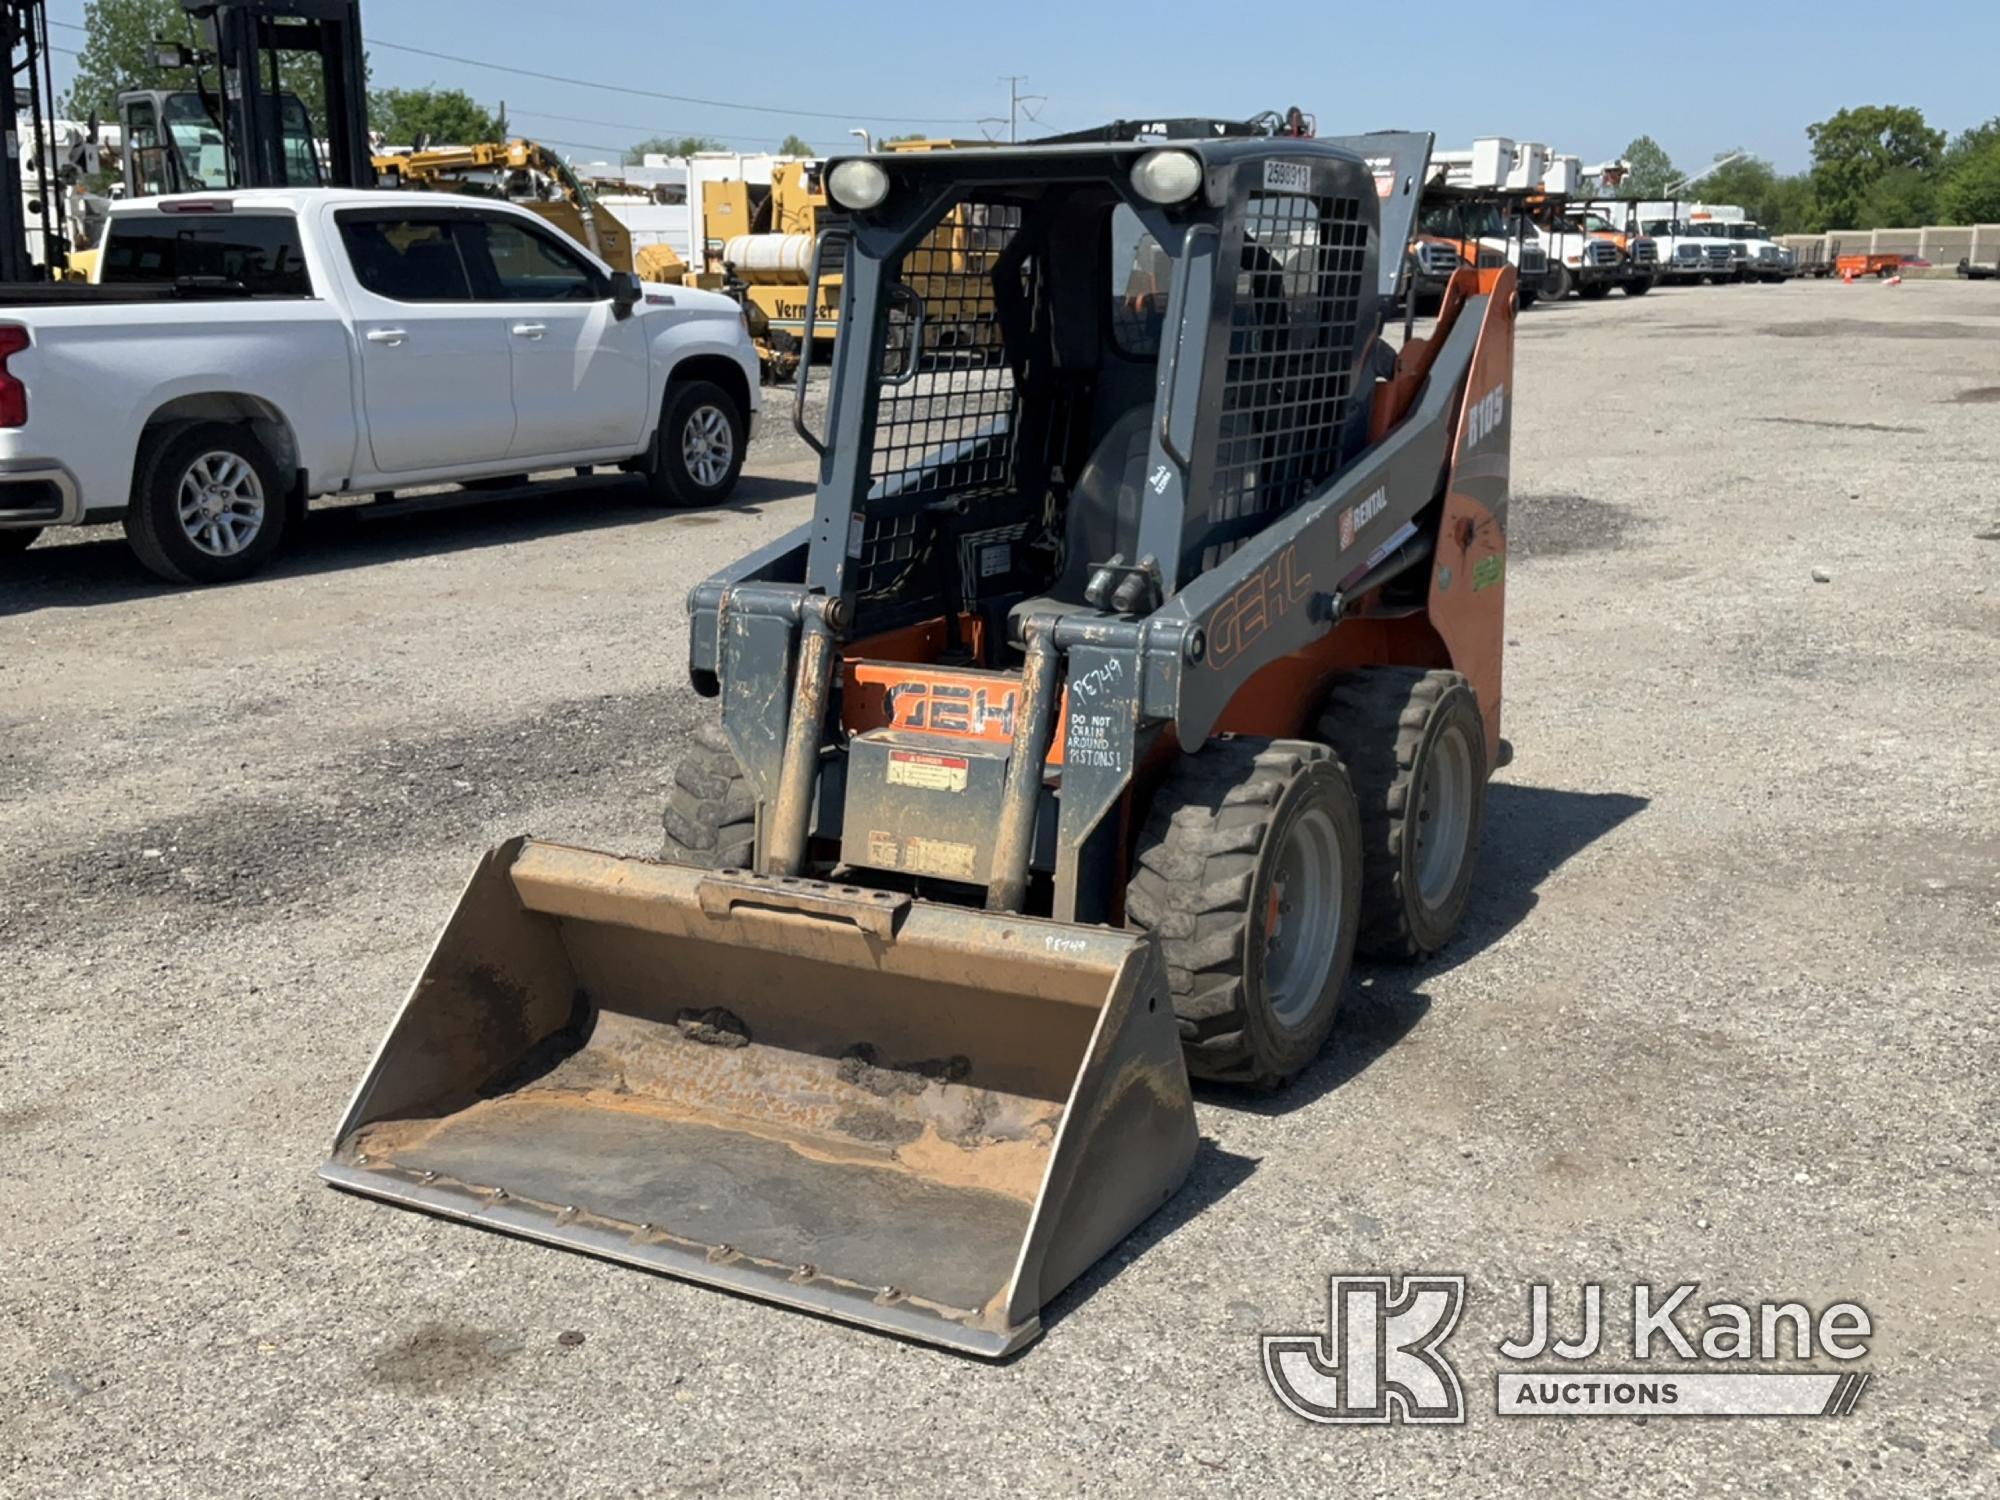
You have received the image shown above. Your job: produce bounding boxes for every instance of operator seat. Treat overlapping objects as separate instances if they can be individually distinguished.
[1008,405,1151,635]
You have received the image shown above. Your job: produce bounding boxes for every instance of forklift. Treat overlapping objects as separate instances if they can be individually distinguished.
[116,0,373,199]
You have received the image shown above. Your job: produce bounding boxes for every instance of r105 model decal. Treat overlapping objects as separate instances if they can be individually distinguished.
[1463,384,1506,453]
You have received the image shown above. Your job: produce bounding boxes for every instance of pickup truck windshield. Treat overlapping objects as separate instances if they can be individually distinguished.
[101,214,314,295]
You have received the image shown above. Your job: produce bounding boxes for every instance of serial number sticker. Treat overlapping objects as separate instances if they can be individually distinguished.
[979,542,1011,578]
[1262,160,1312,194]
[867,830,901,868]
[887,749,970,793]
[904,836,978,880]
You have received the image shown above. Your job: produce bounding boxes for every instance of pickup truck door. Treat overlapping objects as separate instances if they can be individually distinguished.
[457,213,650,459]
[332,210,517,473]
[448,213,648,458]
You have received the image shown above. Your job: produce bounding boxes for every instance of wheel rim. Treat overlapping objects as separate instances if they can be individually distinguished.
[681,405,734,489]
[176,451,265,558]
[1413,723,1475,908]
[1263,804,1343,1029]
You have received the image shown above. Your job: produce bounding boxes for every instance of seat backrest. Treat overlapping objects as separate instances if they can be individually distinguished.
[1047,405,1151,603]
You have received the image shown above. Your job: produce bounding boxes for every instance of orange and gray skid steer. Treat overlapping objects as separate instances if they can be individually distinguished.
[323,126,1517,1357]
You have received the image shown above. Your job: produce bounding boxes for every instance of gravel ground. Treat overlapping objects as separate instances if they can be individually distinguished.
[3,278,1997,1497]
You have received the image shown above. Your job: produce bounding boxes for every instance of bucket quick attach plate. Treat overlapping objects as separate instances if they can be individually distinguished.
[321,839,1197,1356]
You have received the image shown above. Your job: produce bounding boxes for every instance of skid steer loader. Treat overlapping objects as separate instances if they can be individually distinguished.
[324,128,1517,1358]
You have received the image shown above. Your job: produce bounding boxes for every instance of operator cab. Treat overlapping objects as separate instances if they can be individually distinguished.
[808,138,1404,662]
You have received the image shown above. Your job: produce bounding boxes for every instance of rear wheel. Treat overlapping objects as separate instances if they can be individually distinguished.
[1126,738,1362,1088]
[642,380,746,508]
[0,527,39,555]
[124,420,288,586]
[661,720,756,869]
[1317,669,1488,960]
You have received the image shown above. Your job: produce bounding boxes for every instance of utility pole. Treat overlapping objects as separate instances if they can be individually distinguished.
[995,75,1045,143]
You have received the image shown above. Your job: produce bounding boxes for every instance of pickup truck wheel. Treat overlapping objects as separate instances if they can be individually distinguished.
[0,527,39,556]
[644,380,745,508]
[125,421,287,586]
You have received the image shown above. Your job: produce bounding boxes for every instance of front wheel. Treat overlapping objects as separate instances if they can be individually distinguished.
[642,380,746,508]
[1517,286,1539,309]
[124,420,288,585]
[1127,738,1363,1088]
[1622,275,1655,296]
[1544,263,1573,301]
[1578,282,1612,300]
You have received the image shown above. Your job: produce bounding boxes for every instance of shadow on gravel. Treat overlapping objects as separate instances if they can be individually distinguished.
[0,469,812,617]
[1213,781,1650,1120]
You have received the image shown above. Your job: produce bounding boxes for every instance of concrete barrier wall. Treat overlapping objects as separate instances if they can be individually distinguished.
[1780,224,2000,266]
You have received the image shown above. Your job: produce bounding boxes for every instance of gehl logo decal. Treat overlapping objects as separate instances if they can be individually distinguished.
[1464,384,1506,454]
[1263,1275,1467,1424]
[883,681,1017,738]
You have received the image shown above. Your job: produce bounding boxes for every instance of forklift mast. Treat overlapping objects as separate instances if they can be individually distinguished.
[123,1,374,196]
[194,0,371,189]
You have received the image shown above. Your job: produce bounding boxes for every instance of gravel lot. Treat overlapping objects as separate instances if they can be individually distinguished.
[4,279,1997,1497]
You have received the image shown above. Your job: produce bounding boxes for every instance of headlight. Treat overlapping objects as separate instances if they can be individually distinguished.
[826,158,890,211]
[1130,149,1203,205]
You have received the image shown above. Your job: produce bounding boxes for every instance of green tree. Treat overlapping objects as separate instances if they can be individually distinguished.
[1943,117,2000,167]
[61,0,194,120]
[1619,135,1677,197]
[1806,105,1945,229]
[778,133,814,157]
[1850,164,1935,228]
[625,135,727,163]
[1937,139,2000,224]
[370,87,502,148]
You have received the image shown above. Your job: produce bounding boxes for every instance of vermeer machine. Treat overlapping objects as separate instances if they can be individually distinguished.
[325,128,1518,1357]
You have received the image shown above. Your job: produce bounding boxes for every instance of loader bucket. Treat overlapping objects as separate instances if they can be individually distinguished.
[322,839,1197,1357]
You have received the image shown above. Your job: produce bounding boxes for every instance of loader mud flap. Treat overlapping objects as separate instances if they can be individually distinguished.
[322,839,1197,1357]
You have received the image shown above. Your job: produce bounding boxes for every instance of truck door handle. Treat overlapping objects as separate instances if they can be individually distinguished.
[511,322,548,340]
[365,328,407,345]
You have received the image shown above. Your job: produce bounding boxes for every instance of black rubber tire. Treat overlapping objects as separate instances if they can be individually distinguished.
[0,527,39,555]
[1317,669,1488,962]
[1544,264,1572,300]
[642,380,746,508]
[660,720,756,869]
[1622,275,1654,296]
[1578,282,1612,300]
[1517,287,1539,310]
[124,420,288,585]
[1126,738,1362,1088]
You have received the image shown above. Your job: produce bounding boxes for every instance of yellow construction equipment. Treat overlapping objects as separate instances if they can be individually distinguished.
[372,139,637,271]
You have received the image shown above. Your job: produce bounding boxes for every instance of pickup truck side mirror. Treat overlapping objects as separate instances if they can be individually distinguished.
[611,270,642,320]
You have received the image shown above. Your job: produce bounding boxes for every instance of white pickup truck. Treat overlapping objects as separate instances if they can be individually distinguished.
[0,188,761,584]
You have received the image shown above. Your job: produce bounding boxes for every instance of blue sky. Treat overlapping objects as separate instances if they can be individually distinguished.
[49,1,2000,170]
